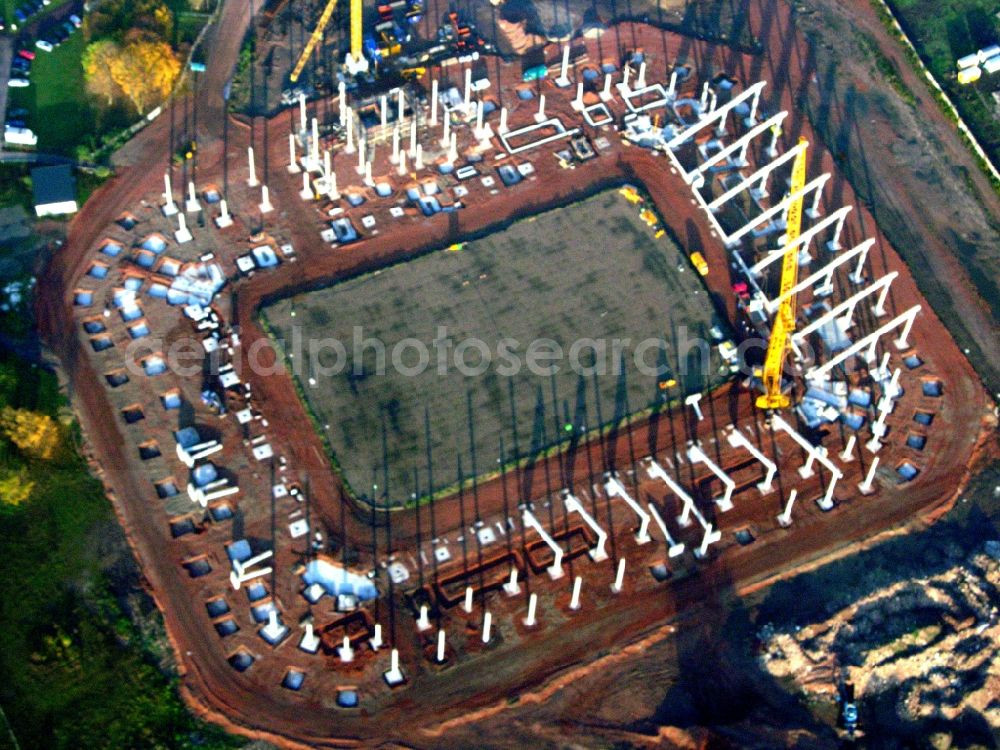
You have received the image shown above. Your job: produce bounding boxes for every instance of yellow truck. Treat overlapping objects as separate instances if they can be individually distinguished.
[689,251,709,276]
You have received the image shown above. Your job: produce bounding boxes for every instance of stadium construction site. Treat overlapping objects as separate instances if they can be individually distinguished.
[40,4,996,747]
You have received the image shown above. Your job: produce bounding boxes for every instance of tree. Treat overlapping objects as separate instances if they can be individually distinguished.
[82,39,122,106]
[0,466,33,507]
[108,40,180,115]
[0,406,61,460]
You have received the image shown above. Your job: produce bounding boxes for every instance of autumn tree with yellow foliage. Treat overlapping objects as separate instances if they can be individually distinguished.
[80,0,181,116]
[0,406,62,461]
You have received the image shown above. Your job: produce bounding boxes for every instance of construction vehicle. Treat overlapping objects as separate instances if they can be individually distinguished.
[689,251,709,276]
[756,137,808,410]
[290,0,366,84]
[640,208,658,227]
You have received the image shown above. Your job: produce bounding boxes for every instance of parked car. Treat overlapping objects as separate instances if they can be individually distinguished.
[18,49,36,60]
[14,8,27,23]
[69,13,81,27]
[11,59,30,74]
[8,77,30,88]
[5,119,26,129]
[35,39,53,52]
[61,20,75,35]
[7,108,29,118]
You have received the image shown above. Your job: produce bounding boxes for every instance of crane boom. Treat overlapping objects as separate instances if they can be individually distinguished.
[756,137,809,410]
[290,0,351,83]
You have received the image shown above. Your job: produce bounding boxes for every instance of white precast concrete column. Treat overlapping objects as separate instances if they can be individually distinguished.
[726,430,777,492]
[569,575,582,610]
[646,501,685,557]
[310,117,320,167]
[397,87,405,123]
[247,147,258,187]
[463,68,472,112]
[430,78,439,126]
[601,73,614,102]
[771,415,842,510]
[840,435,857,462]
[344,110,355,154]
[258,184,273,214]
[299,92,308,132]
[667,69,679,100]
[383,648,404,685]
[186,181,200,212]
[416,604,431,631]
[807,306,922,382]
[162,172,178,215]
[690,112,789,185]
[753,207,854,276]
[708,138,807,211]
[776,489,798,527]
[215,199,233,228]
[763,239,872,315]
[300,621,320,652]
[447,132,458,163]
[229,564,271,590]
[414,144,424,171]
[523,592,538,627]
[338,635,354,662]
[563,493,608,561]
[436,629,446,662]
[397,147,408,176]
[555,44,571,87]
[859,457,879,493]
[611,557,626,593]
[463,586,473,614]
[685,393,704,421]
[647,460,721,556]
[503,566,520,596]
[572,81,585,111]
[391,125,400,164]
[498,106,508,134]
[667,81,767,150]
[338,81,346,125]
[300,171,313,200]
[535,94,547,123]
[523,509,564,579]
[327,170,339,200]
[604,476,651,544]
[440,112,450,148]
[370,623,383,651]
[637,61,647,89]
[409,118,417,156]
[792,273,899,347]
[288,133,300,173]
[481,611,492,643]
[687,444,736,511]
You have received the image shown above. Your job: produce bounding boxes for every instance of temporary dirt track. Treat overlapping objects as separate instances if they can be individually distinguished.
[35,1,996,747]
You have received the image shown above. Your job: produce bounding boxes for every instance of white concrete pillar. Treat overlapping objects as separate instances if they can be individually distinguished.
[310,116,320,166]
[777,489,797,527]
[391,125,400,164]
[436,628,446,662]
[572,81,584,111]
[667,69,678,100]
[685,393,704,421]
[345,111,355,154]
[380,94,388,130]
[288,133,300,173]
[637,61,647,89]
[430,78,439,126]
[523,592,538,627]
[556,44,571,87]
[447,132,458,164]
[860,457,879,493]
[464,67,472,111]
[569,575,582,610]
[397,87,405,123]
[338,81,346,126]
[481,611,492,644]
[370,622,383,651]
[463,586,473,614]
[611,557,626,593]
[338,635,354,662]
[363,159,373,186]
[247,146,258,187]
[503,567,520,596]
[535,93,546,123]
[299,92,308,132]
[414,144,424,170]
[397,148,408,176]
[215,198,232,228]
[498,107,508,134]
[601,72,613,102]
[409,118,417,156]
[175,212,191,242]
[383,647,404,685]
[258,183,273,214]
[327,170,339,200]
[440,113,450,149]
[299,171,313,200]
[186,180,200,212]
[416,603,431,631]
[840,434,857,462]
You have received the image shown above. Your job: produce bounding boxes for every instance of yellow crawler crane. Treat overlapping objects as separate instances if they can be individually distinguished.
[290,0,364,83]
[756,137,809,410]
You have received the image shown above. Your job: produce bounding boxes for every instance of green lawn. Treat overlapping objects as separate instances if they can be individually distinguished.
[7,32,131,156]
